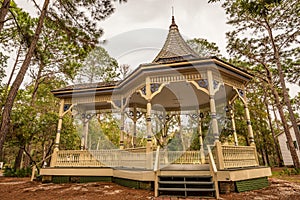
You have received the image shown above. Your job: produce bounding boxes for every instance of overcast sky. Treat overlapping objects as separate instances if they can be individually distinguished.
[11,0,300,96]
[99,0,230,67]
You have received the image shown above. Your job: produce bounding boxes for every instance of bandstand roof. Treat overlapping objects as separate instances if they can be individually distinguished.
[152,16,200,64]
[52,16,253,112]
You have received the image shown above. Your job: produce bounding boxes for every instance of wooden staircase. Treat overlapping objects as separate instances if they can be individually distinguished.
[157,175,216,198]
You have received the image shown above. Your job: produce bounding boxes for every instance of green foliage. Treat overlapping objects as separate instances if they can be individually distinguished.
[97,114,120,148]
[186,38,221,57]
[0,51,8,82]
[209,0,300,166]
[3,166,32,177]
[280,168,300,176]
[73,114,120,150]
[75,46,120,83]
[0,0,127,167]
[2,77,79,167]
[220,0,300,84]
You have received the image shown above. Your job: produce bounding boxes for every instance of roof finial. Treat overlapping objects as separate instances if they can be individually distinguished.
[172,6,174,17]
[171,7,177,27]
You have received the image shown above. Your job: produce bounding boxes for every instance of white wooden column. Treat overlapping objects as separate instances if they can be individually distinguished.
[51,101,74,167]
[244,93,255,146]
[145,77,153,153]
[80,112,89,150]
[207,70,219,142]
[132,106,137,148]
[230,105,238,146]
[120,110,125,149]
[54,99,65,150]
[51,99,64,167]
[84,120,89,150]
[198,112,206,164]
[146,101,152,153]
[236,89,255,146]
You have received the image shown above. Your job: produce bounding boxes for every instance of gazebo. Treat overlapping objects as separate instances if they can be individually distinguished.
[41,16,271,198]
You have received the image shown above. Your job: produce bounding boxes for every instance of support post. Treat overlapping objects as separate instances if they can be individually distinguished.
[81,113,87,150]
[230,106,238,146]
[207,70,219,142]
[243,93,255,146]
[235,88,255,146]
[54,99,65,151]
[198,113,206,164]
[245,104,255,146]
[145,77,153,153]
[133,106,137,148]
[80,135,85,150]
[84,120,89,150]
[120,110,125,149]
[146,101,152,153]
[52,99,64,167]
[215,141,225,170]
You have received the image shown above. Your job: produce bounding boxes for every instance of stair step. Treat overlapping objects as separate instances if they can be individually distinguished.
[159,175,212,178]
[158,188,216,192]
[159,181,214,185]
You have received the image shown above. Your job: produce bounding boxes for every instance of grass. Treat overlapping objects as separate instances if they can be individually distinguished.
[271,167,300,183]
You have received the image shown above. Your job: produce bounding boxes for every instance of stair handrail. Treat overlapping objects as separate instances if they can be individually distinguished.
[207,145,217,173]
[207,144,219,199]
[154,146,160,171]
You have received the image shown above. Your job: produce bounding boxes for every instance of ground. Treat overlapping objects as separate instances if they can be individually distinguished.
[0,170,300,200]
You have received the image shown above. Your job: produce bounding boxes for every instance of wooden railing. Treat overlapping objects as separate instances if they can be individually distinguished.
[54,150,104,167]
[214,142,259,170]
[52,149,153,169]
[158,150,201,166]
[51,149,202,169]
[51,143,259,171]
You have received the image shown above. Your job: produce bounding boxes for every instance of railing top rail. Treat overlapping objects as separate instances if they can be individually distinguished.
[207,145,217,173]
[221,145,256,149]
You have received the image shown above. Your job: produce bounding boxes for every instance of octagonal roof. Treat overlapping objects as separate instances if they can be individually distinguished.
[152,16,200,64]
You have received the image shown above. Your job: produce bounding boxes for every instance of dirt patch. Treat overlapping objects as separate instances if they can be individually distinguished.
[0,177,300,200]
[0,177,153,200]
[220,178,300,200]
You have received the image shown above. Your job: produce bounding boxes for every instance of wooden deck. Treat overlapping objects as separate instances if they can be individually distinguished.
[40,164,211,182]
[41,144,272,198]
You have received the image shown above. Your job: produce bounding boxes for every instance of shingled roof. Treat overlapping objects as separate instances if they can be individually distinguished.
[152,16,200,64]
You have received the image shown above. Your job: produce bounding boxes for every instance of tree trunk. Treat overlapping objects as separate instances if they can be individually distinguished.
[31,62,45,105]
[268,74,300,168]
[263,85,283,166]
[265,20,300,153]
[0,0,11,32]
[261,145,268,166]
[272,103,281,131]
[14,147,23,171]
[23,144,31,168]
[0,0,50,153]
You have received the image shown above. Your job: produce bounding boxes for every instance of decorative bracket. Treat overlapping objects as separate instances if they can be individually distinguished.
[188,79,209,95]
[234,87,247,105]
[138,82,168,100]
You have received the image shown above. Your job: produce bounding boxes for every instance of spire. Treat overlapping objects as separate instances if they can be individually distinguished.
[152,14,199,64]
[170,7,178,29]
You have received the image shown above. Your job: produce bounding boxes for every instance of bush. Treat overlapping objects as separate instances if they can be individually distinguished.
[3,167,32,177]
[291,168,300,175]
[280,168,300,176]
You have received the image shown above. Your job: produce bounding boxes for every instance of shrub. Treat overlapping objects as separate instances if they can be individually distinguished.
[280,168,291,176]
[280,168,300,176]
[3,167,32,177]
